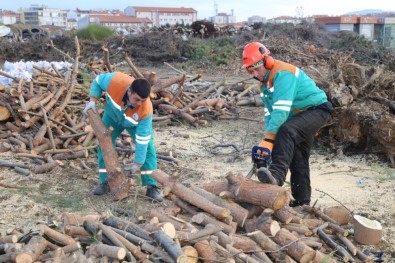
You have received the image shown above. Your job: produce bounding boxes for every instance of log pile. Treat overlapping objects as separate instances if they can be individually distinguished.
[0,39,263,175]
[0,170,379,262]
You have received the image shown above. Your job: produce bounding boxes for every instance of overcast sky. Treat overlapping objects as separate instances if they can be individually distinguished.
[1,0,394,21]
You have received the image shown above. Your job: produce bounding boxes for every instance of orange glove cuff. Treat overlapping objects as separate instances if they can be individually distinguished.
[259,140,274,152]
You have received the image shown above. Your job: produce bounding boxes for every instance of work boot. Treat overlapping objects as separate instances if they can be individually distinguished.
[93,183,110,195]
[257,167,278,185]
[289,200,310,207]
[145,185,163,202]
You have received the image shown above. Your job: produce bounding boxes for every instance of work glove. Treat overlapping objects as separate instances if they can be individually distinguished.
[258,138,274,156]
[122,163,142,175]
[82,100,97,119]
[252,145,271,168]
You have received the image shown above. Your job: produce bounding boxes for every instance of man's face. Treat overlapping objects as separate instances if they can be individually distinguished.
[248,65,267,82]
[127,89,147,108]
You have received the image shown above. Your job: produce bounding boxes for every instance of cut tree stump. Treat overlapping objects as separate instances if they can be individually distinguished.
[353,215,383,245]
[87,109,133,200]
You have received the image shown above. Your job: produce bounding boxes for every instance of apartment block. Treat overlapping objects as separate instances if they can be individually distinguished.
[124,6,197,27]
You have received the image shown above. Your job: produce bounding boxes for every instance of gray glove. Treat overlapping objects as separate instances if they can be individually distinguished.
[122,163,142,174]
[82,101,97,118]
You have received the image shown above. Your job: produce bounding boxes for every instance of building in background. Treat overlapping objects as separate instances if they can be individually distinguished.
[315,16,358,32]
[247,15,266,25]
[20,5,67,28]
[209,11,236,25]
[124,6,196,27]
[376,17,395,48]
[0,10,20,25]
[77,15,152,31]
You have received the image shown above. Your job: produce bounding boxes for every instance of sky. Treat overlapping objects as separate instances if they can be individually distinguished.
[1,0,394,22]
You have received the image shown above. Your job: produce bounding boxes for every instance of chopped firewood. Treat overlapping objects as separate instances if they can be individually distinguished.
[323,206,351,225]
[225,174,289,210]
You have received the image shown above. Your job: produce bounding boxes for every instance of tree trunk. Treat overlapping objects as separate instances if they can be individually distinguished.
[87,109,133,201]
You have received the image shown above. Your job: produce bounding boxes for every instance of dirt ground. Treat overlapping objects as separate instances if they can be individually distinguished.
[0,66,394,262]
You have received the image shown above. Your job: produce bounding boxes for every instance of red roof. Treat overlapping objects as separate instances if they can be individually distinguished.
[132,6,196,13]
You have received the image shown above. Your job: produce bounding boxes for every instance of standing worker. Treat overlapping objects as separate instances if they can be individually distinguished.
[82,72,163,202]
[241,42,333,207]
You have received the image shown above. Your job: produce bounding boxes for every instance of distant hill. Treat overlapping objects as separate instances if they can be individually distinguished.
[345,9,395,15]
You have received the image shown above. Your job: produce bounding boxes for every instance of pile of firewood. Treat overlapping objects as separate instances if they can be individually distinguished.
[0,37,263,175]
[0,169,379,263]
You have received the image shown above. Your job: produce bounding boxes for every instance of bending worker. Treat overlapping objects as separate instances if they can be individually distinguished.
[241,42,333,207]
[82,72,163,202]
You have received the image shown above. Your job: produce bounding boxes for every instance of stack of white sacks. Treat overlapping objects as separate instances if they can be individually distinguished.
[0,61,72,88]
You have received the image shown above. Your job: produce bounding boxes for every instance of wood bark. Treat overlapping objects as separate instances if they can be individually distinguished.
[151,230,185,263]
[193,240,216,263]
[317,228,354,262]
[272,228,316,263]
[87,243,126,260]
[225,174,289,210]
[101,216,153,241]
[247,230,283,261]
[151,169,231,220]
[190,186,248,227]
[87,109,133,200]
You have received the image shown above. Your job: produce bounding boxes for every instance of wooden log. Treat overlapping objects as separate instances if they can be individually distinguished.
[52,150,88,160]
[176,224,222,243]
[143,222,176,239]
[21,235,47,262]
[101,216,152,241]
[244,209,281,237]
[282,223,313,236]
[149,208,187,231]
[190,186,248,228]
[0,106,10,121]
[273,206,296,224]
[87,243,126,260]
[247,230,283,261]
[39,242,81,261]
[191,213,236,235]
[110,227,173,263]
[168,193,199,215]
[107,227,148,261]
[151,74,185,93]
[323,206,351,225]
[225,174,289,210]
[64,225,90,238]
[32,157,58,174]
[231,235,273,262]
[181,246,198,263]
[0,251,32,263]
[201,179,229,195]
[193,240,216,263]
[158,104,198,127]
[335,233,357,256]
[38,224,77,246]
[87,109,133,201]
[0,235,18,244]
[317,228,354,262]
[226,245,259,263]
[151,230,186,263]
[151,169,231,220]
[312,251,337,263]
[97,222,135,262]
[272,228,316,263]
[181,80,225,112]
[61,213,100,226]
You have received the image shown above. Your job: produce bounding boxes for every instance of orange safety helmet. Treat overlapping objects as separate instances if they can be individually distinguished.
[241,42,274,73]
